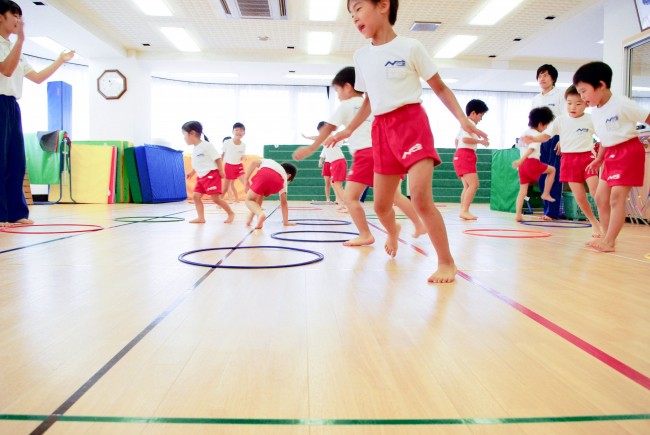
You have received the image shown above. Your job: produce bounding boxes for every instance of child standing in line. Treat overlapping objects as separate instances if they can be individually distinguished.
[182,121,235,224]
[522,85,602,237]
[222,136,238,202]
[513,107,557,222]
[305,122,335,203]
[244,158,297,230]
[222,123,247,203]
[294,66,426,247]
[315,121,348,210]
[454,99,490,221]
[0,0,74,227]
[325,0,486,283]
[573,61,650,252]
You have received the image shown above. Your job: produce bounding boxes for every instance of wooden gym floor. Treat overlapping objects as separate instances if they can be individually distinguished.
[0,201,649,434]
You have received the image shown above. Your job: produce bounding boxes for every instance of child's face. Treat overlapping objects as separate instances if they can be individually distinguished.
[182,130,198,145]
[348,0,386,39]
[565,94,586,118]
[575,81,608,107]
[0,11,20,35]
[233,127,245,140]
[469,111,485,124]
[333,84,345,101]
[537,71,554,91]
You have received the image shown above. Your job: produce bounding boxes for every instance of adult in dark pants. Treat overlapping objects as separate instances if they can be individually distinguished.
[531,64,563,219]
[0,0,74,227]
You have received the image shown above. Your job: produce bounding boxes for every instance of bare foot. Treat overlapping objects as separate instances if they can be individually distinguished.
[590,222,603,238]
[412,222,427,238]
[540,194,555,202]
[246,212,254,227]
[0,222,11,227]
[224,212,235,224]
[588,239,615,252]
[189,218,206,224]
[428,263,457,284]
[14,218,34,224]
[515,214,524,222]
[385,222,401,257]
[343,234,375,246]
[459,211,478,220]
[255,213,267,229]
[538,215,553,221]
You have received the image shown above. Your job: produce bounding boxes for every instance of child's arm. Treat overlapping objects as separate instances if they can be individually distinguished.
[25,51,75,84]
[186,169,196,180]
[244,159,262,190]
[302,133,318,140]
[215,158,226,179]
[324,97,372,147]
[427,73,487,140]
[293,123,337,160]
[318,156,325,168]
[521,133,551,145]
[512,148,534,168]
[279,192,296,226]
[586,144,605,174]
[462,137,490,147]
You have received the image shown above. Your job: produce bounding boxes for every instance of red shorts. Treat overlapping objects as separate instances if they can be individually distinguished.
[224,163,244,180]
[453,148,477,178]
[372,104,441,175]
[518,158,549,184]
[600,137,646,187]
[329,158,347,183]
[194,169,222,195]
[321,162,331,177]
[249,167,285,197]
[347,147,374,187]
[560,151,597,183]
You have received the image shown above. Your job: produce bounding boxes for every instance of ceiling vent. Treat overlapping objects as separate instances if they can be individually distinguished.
[218,0,287,20]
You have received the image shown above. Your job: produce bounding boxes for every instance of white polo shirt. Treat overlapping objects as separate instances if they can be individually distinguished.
[591,95,650,147]
[328,96,372,153]
[191,141,220,177]
[456,119,480,151]
[520,129,542,159]
[222,139,246,165]
[0,36,34,98]
[531,87,565,117]
[546,114,595,153]
[319,143,345,163]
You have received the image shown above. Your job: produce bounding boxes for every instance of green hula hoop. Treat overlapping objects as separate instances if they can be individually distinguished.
[114,216,185,223]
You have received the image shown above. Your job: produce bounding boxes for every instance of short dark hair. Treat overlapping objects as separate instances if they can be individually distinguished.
[564,85,580,99]
[348,0,398,26]
[466,99,488,116]
[536,64,558,85]
[233,122,245,131]
[281,162,298,182]
[222,136,232,143]
[332,66,356,89]
[182,121,209,142]
[573,61,612,90]
[528,107,555,128]
[0,0,22,16]
[316,121,327,130]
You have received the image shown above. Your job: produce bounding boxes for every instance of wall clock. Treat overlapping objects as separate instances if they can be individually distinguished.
[97,69,127,100]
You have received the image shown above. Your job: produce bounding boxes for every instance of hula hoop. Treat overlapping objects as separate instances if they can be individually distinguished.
[366,214,409,220]
[310,201,336,205]
[463,228,551,238]
[288,218,352,226]
[271,230,359,243]
[519,220,591,228]
[287,206,322,211]
[0,223,104,234]
[178,245,324,269]
[114,216,185,223]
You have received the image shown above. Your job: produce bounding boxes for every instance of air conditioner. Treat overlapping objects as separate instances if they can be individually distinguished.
[218,0,288,19]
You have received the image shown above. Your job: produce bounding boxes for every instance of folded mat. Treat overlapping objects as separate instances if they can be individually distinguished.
[124,147,142,203]
[134,145,186,203]
[24,131,62,184]
[72,140,133,203]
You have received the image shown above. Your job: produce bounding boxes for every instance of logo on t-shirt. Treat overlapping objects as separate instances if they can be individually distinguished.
[384,60,406,67]
[385,60,407,79]
[576,128,589,133]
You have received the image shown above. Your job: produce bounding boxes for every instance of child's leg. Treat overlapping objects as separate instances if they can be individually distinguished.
[373,173,402,257]
[590,185,631,252]
[592,179,611,237]
[210,194,235,223]
[190,192,206,223]
[222,179,233,201]
[392,182,426,237]
[407,159,456,283]
[515,183,529,222]
[230,182,239,202]
[343,181,375,246]
[323,176,331,202]
[459,173,479,220]
[568,181,602,237]
[245,191,266,228]
[332,181,346,211]
[540,166,556,202]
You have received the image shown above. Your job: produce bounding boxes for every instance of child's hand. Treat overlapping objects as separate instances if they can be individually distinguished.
[585,158,602,174]
[325,129,350,147]
[293,146,313,161]
[59,50,75,62]
[186,173,192,180]
[555,142,562,156]
[481,139,490,147]
[512,160,522,168]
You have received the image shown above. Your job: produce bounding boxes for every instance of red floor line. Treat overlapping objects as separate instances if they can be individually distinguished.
[367,222,650,391]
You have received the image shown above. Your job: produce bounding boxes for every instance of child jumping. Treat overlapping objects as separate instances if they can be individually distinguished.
[513,107,556,222]
[454,99,490,220]
[325,0,487,283]
[573,61,650,252]
[182,121,235,224]
[244,158,297,229]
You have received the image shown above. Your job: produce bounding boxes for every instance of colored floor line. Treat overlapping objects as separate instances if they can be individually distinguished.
[2,413,650,426]
[28,206,279,435]
[366,222,650,392]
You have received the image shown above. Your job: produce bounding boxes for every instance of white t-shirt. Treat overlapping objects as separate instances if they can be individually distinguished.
[328,96,372,153]
[353,36,438,116]
[531,87,565,117]
[520,129,542,159]
[191,141,221,177]
[0,37,34,99]
[546,114,595,153]
[319,143,345,163]
[590,94,650,147]
[456,119,479,151]
[222,139,246,165]
[259,158,288,195]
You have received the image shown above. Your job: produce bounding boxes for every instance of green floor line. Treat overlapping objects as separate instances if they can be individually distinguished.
[1,413,649,426]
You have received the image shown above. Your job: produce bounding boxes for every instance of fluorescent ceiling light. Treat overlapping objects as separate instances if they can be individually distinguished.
[285,74,334,80]
[524,82,571,88]
[160,27,200,52]
[434,35,477,58]
[307,31,333,55]
[470,0,524,25]
[597,40,604,44]
[29,37,70,54]
[309,0,338,21]
[410,21,441,32]
[133,0,172,16]
[157,72,238,78]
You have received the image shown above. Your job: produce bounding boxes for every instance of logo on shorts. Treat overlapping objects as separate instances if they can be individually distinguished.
[207,186,217,191]
[606,174,621,181]
[402,143,423,160]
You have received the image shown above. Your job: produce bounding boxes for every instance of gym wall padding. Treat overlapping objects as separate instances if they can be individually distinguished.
[73,140,133,203]
[24,132,61,185]
[134,145,187,203]
[48,144,117,203]
[47,81,72,135]
[124,147,142,203]
[490,148,520,213]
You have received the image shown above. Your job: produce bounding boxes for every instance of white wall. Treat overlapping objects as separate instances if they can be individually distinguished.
[603,0,641,94]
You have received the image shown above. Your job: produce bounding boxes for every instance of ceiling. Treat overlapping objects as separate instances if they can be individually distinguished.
[17,0,608,92]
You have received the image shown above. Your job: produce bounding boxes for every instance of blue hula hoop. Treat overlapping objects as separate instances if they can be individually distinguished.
[271,230,359,243]
[519,220,592,228]
[178,245,324,269]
